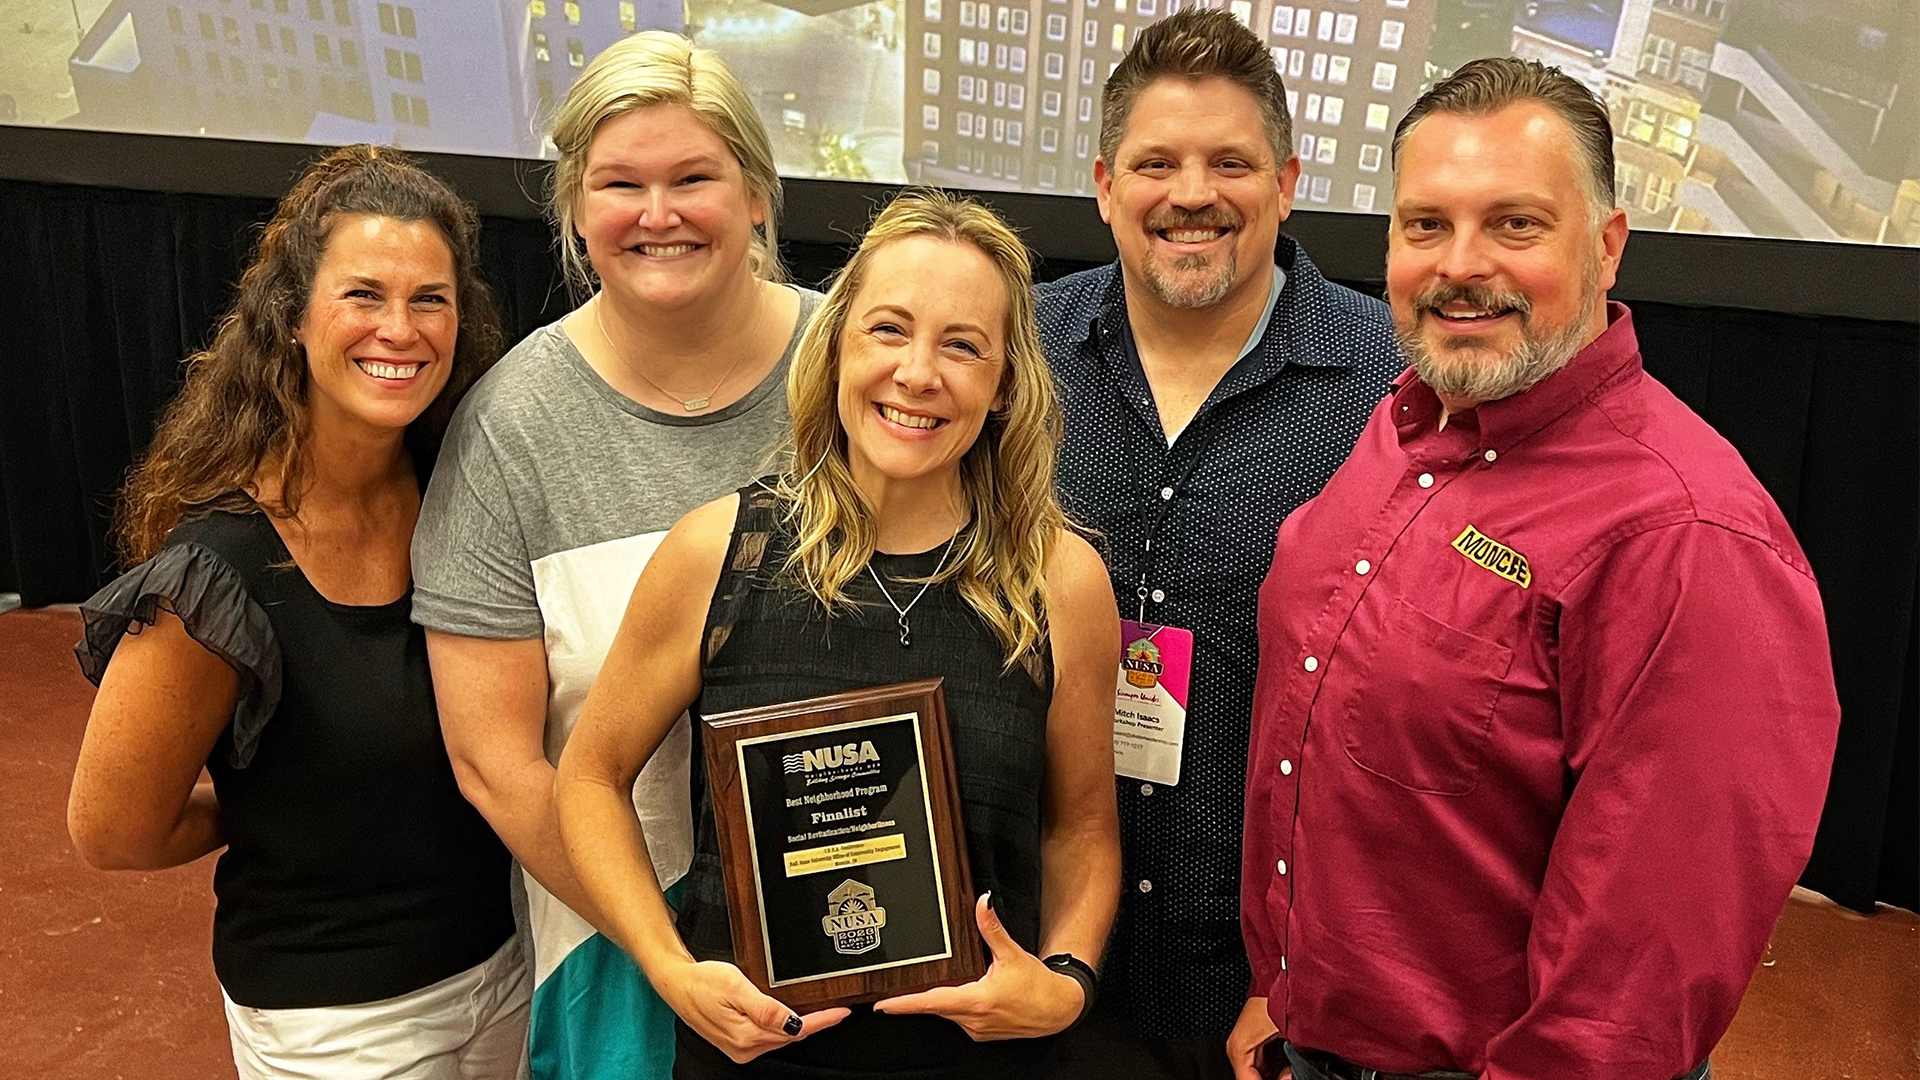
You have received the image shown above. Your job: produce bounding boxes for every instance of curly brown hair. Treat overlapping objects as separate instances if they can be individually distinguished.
[115,144,504,565]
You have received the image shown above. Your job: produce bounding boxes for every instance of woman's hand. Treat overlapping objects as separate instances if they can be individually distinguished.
[660,958,850,1064]
[872,894,1086,1040]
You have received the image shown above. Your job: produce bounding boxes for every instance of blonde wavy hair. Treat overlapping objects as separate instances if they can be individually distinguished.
[546,31,784,296]
[774,190,1066,669]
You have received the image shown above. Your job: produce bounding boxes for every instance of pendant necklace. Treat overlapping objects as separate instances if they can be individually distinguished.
[866,529,962,647]
[594,297,748,412]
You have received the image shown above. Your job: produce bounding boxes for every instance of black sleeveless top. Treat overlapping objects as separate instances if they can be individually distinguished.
[674,484,1055,1078]
[75,508,514,1008]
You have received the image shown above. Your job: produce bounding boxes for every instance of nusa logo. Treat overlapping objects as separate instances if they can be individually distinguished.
[781,740,881,774]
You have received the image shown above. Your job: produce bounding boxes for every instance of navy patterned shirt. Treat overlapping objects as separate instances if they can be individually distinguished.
[1036,236,1403,1039]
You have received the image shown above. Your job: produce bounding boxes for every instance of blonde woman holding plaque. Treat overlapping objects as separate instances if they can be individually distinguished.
[557,192,1122,1080]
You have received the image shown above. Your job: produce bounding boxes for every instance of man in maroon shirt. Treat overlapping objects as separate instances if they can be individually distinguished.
[1229,58,1842,1080]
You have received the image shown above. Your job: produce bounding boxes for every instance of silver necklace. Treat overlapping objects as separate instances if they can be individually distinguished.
[866,530,961,647]
[593,298,748,412]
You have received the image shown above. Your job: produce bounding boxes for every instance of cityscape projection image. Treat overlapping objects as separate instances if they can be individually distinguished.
[3,0,1916,244]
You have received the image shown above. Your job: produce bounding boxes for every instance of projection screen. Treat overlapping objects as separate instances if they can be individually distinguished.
[5,0,1916,245]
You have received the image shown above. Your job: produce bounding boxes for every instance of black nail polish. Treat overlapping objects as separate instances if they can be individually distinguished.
[782,1014,803,1036]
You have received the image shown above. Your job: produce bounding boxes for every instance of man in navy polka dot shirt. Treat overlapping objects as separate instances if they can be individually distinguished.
[1035,10,1402,1078]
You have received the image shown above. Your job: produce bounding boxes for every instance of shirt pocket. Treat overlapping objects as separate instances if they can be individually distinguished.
[1339,597,1513,796]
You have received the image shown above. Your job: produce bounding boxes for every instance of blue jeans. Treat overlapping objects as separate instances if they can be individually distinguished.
[1283,1043,1712,1080]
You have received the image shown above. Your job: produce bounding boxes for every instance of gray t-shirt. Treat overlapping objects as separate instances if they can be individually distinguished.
[410,287,819,986]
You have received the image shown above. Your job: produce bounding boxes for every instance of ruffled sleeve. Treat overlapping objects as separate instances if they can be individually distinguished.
[73,542,283,769]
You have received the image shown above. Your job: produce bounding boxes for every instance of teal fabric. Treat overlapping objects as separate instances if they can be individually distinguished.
[529,881,684,1080]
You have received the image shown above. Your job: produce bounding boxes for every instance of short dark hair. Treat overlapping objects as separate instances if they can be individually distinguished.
[1392,56,1617,220]
[1099,9,1293,166]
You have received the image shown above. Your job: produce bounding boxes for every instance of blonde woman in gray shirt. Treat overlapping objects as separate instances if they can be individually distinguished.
[410,32,821,1080]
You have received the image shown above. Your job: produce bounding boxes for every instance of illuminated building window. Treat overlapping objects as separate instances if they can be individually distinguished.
[1110,23,1125,50]
[959,111,973,136]
[1010,9,1027,33]
[1328,55,1349,84]
[1640,35,1674,80]
[1333,12,1355,44]
[1310,52,1326,81]
[256,23,272,48]
[1365,101,1389,130]
[1083,19,1096,46]
[1075,132,1089,158]
[399,5,416,36]
[531,0,547,16]
[1678,46,1709,91]
[1625,100,1658,143]
[341,39,359,65]
[960,1,974,28]
[1305,92,1320,121]
[924,68,941,94]
[1656,111,1692,155]
[380,3,396,33]
[1078,94,1092,121]
[620,1,636,30]
[1010,45,1025,73]
[222,15,238,43]
[1298,133,1314,157]
[1081,57,1094,84]
[1371,61,1396,92]
[1271,5,1293,35]
[1643,173,1675,212]
[922,139,941,163]
[1008,120,1022,146]
[1009,83,1024,108]
[387,46,404,77]
[923,31,942,58]
[565,2,581,25]
[534,32,550,62]
[925,0,941,21]
[314,34,331,62]
[1044,51,1063,79]
[335,0,350,26]
[1358,142,1382,171]
[308,0,323,21]
[1042,89,1061,116]
[1309,175,1331,202]
[1322,95,1343,124]
[1040,164,1057,188]
[568,38,584,66]
[1316,136,1336,164]
[1046,13,1065,39]
[282,26,296,52]
[925,104,943,130]
[1379,19,1402,50]
[1041,126,1059,151]
[1352,183,1375,212]
[1316,10,1332,40]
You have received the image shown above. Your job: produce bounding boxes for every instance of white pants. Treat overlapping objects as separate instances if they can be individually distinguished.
[221,937,531,1080]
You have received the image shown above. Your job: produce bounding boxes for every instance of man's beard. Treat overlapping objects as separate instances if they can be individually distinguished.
[1142,208,1242,309]
[1395,258,1599,404]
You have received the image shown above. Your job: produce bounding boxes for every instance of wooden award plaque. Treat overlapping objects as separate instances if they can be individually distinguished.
[700,678,986,1013]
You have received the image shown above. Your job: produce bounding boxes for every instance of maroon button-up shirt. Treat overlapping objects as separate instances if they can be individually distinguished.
[1243,304,1841,1079]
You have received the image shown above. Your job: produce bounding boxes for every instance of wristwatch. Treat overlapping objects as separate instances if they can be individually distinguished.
[1041,953,1099,1030]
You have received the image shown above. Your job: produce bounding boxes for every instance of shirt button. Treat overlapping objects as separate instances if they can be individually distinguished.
[1160,486,1174,500]
[1280,759,1293,775]
[1140,783,1154,796]
[1484,449,1498,462]
[1418,473,1434,488]
[1281,955,1287,971]
[1277,859,1288,875]
[1303,656,1319,672]
[1355,559,1371,575]
[1151,588,1166,603]
[1137,879,1153,894]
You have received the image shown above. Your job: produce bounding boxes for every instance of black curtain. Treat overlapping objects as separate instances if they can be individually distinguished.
[2,177,1914,913]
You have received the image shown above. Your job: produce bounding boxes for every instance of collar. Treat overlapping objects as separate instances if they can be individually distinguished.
[1393,301,1642,451]
[1076,235,1352,371]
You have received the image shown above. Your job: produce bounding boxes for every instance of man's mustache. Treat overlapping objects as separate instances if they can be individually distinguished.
[1144,209,1243,232]
[1412,282,1532,321]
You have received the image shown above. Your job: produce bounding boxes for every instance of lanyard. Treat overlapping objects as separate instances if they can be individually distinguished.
[1132,418,1223,622]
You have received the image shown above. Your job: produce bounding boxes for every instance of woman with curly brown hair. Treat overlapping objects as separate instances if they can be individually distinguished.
[67,145,525,1079]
